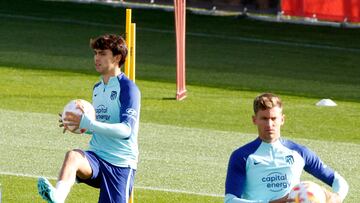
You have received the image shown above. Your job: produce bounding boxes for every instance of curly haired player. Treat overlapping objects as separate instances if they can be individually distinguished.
[38,34,140,203]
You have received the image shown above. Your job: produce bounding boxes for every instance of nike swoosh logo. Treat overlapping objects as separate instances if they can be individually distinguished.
[254,161,261,165]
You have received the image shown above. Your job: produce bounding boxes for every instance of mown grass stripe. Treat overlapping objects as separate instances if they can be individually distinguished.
[0,172,223,197]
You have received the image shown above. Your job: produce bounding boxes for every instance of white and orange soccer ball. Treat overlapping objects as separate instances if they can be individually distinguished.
[288,181,326,203]
[61,99,95,134]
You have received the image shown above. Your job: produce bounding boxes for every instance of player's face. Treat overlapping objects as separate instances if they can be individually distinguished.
[93,49,120,75]
[252,107,284,143]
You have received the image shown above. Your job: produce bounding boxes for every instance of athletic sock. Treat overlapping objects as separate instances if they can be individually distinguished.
[55,180,73,203]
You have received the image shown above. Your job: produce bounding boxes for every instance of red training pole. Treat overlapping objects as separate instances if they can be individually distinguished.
[174,0,187,100]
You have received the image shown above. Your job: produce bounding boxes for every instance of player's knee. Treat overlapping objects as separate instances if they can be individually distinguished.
[65,149,85,162]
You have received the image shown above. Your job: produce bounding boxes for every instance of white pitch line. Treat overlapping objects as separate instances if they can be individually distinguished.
[0,171,56,179]
[135,185,223,197]
[1,13,359,53]
[0,171,223,198]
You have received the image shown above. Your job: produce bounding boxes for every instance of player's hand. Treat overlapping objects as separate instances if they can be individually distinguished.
[59,112,79,133]
[58,113,67,133]
[62,111,82,133]
[60,103,84,133]
[269,194,295,203]
[323,187,342,203]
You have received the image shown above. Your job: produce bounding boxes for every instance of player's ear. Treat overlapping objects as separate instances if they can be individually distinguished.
[281,114,285,125]
[114,54,122,64]
[252,115,257,125]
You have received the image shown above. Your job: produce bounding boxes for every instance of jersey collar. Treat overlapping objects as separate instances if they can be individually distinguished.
[101,73,124,85]
[260,137,283,148]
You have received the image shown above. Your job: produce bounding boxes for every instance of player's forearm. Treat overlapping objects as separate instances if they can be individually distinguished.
[224,194,268,203]
[80,114,131,138]
[331,172,349,202]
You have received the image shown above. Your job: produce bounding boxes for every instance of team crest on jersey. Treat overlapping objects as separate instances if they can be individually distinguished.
[110,91,117,100]
[285,155,294,165]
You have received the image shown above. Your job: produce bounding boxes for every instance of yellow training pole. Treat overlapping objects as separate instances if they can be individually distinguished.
[129,23,136,82]
[128,188,134,203]
[124,9,132,78]
[125,10,135,201]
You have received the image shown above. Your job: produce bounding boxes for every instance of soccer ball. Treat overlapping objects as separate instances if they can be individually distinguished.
[61,99,95,134]
[288,181,326,203]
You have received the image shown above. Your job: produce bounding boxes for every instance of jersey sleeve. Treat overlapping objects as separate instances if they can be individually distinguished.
[284,140,349,200]
[225,138,262,199]
[302,147,335,186]
[119,78,141,131]
[225,150,247,197]
[284,140,335,186]
[80,112,131,138]
[302,148,349,200]
[332,172,349,201]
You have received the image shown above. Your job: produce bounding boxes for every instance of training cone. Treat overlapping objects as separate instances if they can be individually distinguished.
[316,99,337,107]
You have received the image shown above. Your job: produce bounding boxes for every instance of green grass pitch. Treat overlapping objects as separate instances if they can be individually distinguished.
[0,0,360,202]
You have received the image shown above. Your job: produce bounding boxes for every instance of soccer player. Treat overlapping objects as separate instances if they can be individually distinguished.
[37,34,141,203]
[225,93,348,203]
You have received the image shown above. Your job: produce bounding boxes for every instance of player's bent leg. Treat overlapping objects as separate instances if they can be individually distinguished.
[37,149,93,203]
[37,177,61,203]
[54,149,93,202]
[58,149,93,181]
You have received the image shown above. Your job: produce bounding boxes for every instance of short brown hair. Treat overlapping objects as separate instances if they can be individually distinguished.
[90,34,128,67]
[253,93,282,114]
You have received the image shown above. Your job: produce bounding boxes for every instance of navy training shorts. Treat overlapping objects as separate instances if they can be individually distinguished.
[77,150,136,203]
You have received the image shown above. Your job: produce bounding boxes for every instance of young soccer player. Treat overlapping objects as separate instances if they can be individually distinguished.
[37,34,141,203]
[225,93,348,203]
